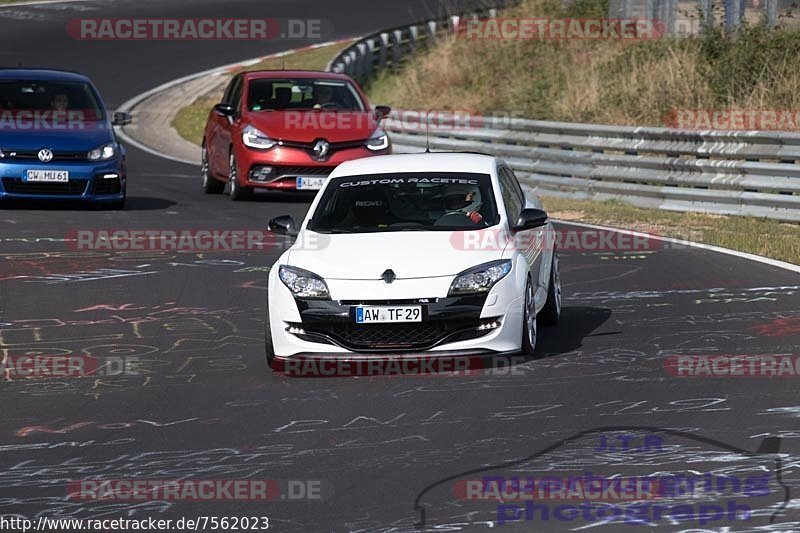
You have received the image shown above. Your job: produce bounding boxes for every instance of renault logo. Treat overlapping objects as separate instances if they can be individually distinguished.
[381,269,396,284]
[37,148,53,163]
[312,139,330,161]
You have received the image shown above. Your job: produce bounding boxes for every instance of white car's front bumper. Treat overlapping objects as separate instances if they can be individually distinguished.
[267,267,525,360]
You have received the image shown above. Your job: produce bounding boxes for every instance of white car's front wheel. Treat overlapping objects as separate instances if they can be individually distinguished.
[265,305,276,368]
[539,252,561,326]
[521,277,538,355]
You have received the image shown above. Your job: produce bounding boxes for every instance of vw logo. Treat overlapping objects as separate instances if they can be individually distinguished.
[37,148,54,163]
[381,269,396,284]
[312,139,330,161]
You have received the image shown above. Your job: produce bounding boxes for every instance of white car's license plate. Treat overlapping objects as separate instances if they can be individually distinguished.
[26,170,69,182]
[356,306,422,324]
[296,176,325,190]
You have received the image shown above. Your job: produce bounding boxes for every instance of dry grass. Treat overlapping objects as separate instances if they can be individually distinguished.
[368,0,800,127]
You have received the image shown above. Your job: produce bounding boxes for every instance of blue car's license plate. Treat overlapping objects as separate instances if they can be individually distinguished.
[26,170,69,182]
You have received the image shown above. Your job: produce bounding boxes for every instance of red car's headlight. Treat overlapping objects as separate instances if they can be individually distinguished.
[242,124,276,150]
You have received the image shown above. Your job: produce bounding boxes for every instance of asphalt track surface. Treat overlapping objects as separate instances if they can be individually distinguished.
[0,1,799,531]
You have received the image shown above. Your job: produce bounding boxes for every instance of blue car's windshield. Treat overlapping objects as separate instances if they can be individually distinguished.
[0,80,105,120]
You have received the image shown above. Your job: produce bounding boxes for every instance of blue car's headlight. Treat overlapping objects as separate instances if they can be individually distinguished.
[87,142,118,161]
[279,265,330,299]
[448,260,512,296]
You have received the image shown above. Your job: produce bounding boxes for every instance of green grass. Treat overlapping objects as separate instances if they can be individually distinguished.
[541,196,800,264]
[171,40,355,146]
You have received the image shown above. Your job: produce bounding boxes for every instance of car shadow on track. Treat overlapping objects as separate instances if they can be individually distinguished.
[249,190,317,203]
[535,305,614,357]
[0,196,176,210]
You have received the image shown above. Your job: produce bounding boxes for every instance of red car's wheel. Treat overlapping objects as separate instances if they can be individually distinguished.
[202,143,224,194]
[228,152,252,201]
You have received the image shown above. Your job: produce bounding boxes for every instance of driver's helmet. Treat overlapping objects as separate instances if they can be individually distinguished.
[443,184,482,214]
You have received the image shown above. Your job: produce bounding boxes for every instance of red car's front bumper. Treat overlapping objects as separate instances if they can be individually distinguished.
[234,142,391,191]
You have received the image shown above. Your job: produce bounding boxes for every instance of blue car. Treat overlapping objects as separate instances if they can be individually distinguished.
[0,69,130,208]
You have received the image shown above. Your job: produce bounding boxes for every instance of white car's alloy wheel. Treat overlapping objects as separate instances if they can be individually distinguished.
[540,253,562,326]
[553,253,562,315]
[522,278,537,354]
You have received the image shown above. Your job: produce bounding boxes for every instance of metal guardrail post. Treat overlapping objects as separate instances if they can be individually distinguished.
[355,42,368,83]
[766,0,778,28]
[698,0,713,30]
[725,0,743,32]
[608,0,632,18]
[653,0,677,36]
[390,29,402,67]
[364,38,376,79]
[425,21,437,44]
[377,33,389,70]
[445,15,456,35]
[408,25,418,55]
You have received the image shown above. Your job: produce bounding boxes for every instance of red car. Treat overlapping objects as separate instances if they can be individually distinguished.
[201,70,392,200]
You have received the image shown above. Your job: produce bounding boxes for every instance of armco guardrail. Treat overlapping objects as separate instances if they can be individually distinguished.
[385,112,800,221]
[328,10,800,222]
[326,5,504,84]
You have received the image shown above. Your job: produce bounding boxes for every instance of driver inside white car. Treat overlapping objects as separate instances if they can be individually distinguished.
[442,184,484,224]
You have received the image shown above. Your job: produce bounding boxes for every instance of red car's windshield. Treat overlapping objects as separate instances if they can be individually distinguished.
[246,78,365,112]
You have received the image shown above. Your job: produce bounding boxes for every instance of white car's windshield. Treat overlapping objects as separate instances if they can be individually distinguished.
[308,173,500,233]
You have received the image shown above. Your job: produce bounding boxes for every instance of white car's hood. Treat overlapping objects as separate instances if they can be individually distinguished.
[287,230,505,280]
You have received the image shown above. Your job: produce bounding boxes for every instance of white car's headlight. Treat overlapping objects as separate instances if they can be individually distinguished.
[242,124,276,150]
[365,129,389,151]
[279,265,330,299]
[87,142,118,161]
[448,260,512,296]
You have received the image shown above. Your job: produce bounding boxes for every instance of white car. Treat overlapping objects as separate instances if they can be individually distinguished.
[265,152,561,367]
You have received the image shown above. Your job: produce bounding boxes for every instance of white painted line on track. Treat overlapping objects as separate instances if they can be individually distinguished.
[557,220,800,273]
